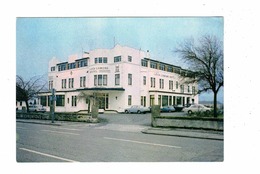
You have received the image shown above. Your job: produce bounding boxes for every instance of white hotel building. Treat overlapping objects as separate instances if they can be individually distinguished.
[39,45,198,113]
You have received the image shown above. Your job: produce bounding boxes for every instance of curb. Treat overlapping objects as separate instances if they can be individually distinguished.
[141,128,223,141]
[16,120,62,126]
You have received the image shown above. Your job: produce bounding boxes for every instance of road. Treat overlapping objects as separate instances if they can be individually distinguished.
[16,113,223,162]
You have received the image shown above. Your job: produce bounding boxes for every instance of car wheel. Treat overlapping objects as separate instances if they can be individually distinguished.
[125,110,129,114]
[188,110,192,115]
[137,110,141,114]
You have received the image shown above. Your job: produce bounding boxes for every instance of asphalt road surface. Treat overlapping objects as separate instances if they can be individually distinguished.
[16,113,223,162]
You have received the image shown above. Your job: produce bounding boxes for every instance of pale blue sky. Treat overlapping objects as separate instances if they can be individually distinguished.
[16,17,223,102]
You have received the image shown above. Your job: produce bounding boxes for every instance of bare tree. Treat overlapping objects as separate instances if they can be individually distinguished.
[16,75,47,112]
[175,35,223,117]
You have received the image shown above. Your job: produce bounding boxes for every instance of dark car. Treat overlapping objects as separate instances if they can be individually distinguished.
[161,106,175,112]
[173,105,184,112]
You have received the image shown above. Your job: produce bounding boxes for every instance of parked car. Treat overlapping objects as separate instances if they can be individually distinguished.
[29,105,46,113]
[183,104,211,115]
[173,104,184,112]
[125,105,150,114]
[161,106,175,112]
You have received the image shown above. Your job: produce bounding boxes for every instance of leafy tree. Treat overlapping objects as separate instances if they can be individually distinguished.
[175,35,223,117]
[16,75,47,112]
[77,91,102,118]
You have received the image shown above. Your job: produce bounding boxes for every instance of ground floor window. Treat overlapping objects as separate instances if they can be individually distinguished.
[150,95,155,106]
[162,95,168,106]
[72,96,77,107]
[40,96,47,106]
[56,95,65,106]
[97,93,109,109]
[158,95,161,107]
[128,95,132,106]
[141,96,146,107]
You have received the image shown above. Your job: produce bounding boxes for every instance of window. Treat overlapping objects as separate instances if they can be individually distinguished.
[192,86,196,95]
[56,95,65,106]
[128,56,132,62]
[159,79,164,89]
[80,76,86,87]
[169,80,173,90]
[128,95,132,106]
[141,59,148,67]
[150,62,157,69]
[95,58,98,64]
[69,78,74,88]
[162,95,168,106]
[94,75,97,86]
[58,63,67,71]
[128,74,132,85]
[103,75,107,86]
[180,85,184,93]
[51,66,55,71]
[71,96,77,107]
[94,74,107,86]
[115,74,120,86]
[158,95,161,107]
[167,66,173,72]
[77,59,88,67]
[40,96,47,106]
[141,96,146,107]
[159,64,165,71]
[49,80,53,90]
[98,57,102,63]
[103,57,107,63]
[188,86,190,93]
[143,76,146,85]
[151,77,156,88]
[68,63,76,70]
[62,79,67,89]
[114,56,121,63]
[98,75,102,86]
[176,81,179,89]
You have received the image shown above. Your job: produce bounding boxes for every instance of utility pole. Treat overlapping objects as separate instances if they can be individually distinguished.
[50,88,56,123]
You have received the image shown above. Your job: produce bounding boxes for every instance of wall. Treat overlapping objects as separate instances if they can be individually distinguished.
[152,116,223,131]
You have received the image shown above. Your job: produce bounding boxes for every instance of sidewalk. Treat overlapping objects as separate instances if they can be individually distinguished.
[142,127,223,140]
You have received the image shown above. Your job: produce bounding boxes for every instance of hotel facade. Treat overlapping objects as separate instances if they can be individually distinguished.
[39,45,198,113]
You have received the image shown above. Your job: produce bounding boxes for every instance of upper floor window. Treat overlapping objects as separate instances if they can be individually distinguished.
[48,80,53,90]
[128,74,132,85]
[114,56,121,63]
[180,85,184,93]
[192,86,196,95]
[95,57,108,64]
[61,79,67,89]
[159,79,164,89]
[80,76,86,87]
[151,77,156,88]
[128,56,132,62]
[169,80,173,90]
[77,59,88,68]
[143,76,146,85]
[159,64,165,71]
[50,66,55,71]
[150,62,157,69]
[69,78,74,88]
[94,74,107,86]
[167,66,173,72]
[68,63,76,70]
[115,74,120,86]
[141,59,148,67]
[58,63,67,71]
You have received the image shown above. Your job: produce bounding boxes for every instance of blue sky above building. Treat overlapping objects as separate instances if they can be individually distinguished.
[16,17,223,102]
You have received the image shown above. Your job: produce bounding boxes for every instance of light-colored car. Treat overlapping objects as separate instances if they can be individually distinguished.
[125,105,150,114]
[29,105,46,113]
[183,104,211,115]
